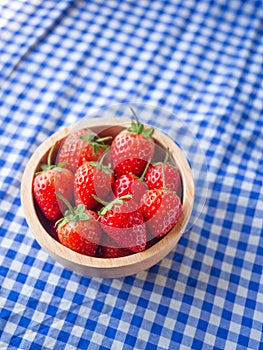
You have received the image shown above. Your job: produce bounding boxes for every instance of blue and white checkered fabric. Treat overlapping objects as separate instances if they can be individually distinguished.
[1,1,263,349]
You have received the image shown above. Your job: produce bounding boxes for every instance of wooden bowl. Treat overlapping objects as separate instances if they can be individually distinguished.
[21,117,194,278]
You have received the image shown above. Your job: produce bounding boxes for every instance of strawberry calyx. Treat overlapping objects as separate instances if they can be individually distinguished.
[93,194,132,216]
[80,129,112,155]
[40,162,66,172]
[55,193,91,229]
[129,108,154,141]
[89,161,113,175]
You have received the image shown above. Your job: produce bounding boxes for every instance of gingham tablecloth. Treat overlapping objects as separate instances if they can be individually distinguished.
[1,1,263,349]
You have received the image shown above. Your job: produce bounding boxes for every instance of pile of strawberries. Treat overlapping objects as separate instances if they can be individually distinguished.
[33,110,183,258]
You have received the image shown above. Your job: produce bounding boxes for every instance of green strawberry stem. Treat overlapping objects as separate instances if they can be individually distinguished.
[130,107,140,125]
[161,151,171,191]
[161,148,170,191]
[161,162,167,191]
[140,158,152,181]
[56,192,74,216]
[36,142,66,174]
[89,151,112,174]
[161,148,169,190]
[93,194,132,216]
[55,192,91,229]
[92,195,109,207]
[95,136,112,143]
[129,107,154,141]
[47,142,57,167]
[163,148,170,164]
[98,151,107,166]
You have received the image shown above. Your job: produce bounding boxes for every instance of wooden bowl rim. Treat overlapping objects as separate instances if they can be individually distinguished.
[21,117,195,271]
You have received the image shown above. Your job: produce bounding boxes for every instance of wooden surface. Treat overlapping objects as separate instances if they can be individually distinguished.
[21,118,195,278]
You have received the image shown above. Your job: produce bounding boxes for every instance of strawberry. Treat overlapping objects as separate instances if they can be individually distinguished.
[55,193,101,256]
[140,189,182,239]
[145,148,182,195]
[111,108,155,177]
[33,142,74,221]
[97,233,133,258]
[74,155,114,210]
[96,195,147,252]
[56,128,111,173]
[113,173,147,205]
[112,160,150,205]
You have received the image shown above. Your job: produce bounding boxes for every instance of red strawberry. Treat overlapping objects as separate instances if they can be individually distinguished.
[111,108,155,177]
[140,189,182,239]
[113,173,147,205]
[56,194,101,256]
[57,128,111,173]
[145,148,182,195]
[74,156,114,210]
[112,160,150,205]
[33,142,74,221]
[97,195,147,252]
[97,233,133,258]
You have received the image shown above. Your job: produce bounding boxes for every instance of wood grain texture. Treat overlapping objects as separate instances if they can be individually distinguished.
[21,118,194,278]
